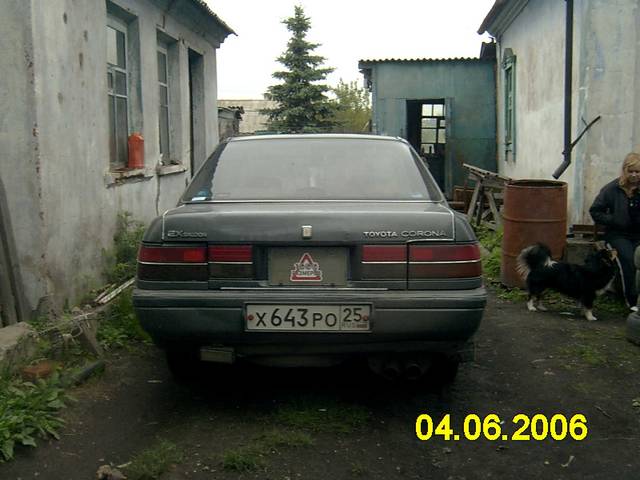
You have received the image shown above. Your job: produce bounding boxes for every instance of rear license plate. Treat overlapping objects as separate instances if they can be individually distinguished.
[245,304,371,332]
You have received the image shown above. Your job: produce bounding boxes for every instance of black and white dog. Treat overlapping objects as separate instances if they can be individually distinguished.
[517,242,618,321]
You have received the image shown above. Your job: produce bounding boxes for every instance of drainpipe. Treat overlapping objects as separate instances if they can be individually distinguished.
[552,0,574,179]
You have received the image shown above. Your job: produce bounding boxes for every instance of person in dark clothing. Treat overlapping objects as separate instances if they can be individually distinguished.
[590,152,640,310]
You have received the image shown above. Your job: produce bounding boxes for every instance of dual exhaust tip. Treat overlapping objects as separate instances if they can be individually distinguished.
[368,356,432,381]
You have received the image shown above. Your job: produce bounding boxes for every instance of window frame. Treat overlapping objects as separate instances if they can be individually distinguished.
[419,101,446,157]
[502,52,516,158]
[107,15,130,170]
[157,43,171,164]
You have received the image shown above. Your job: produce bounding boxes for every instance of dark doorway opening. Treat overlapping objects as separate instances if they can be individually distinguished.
[407,99,446,192]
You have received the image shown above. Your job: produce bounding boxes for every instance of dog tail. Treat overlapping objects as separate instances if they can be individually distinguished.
[517,243,554,279]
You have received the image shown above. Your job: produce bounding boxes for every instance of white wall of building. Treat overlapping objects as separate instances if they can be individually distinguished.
[495,0,571,192]
[0,0,229,313]
[492,0,640,224]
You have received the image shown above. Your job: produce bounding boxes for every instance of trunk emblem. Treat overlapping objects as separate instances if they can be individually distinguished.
[301,225,313,239]
[290,252,323,282]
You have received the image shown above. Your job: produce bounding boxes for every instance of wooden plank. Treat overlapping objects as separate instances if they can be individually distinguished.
[466,182,481,220]
[486,191,502,228]
[96,278,135,305]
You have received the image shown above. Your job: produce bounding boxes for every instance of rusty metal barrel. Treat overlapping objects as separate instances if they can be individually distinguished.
[501,180,568,288]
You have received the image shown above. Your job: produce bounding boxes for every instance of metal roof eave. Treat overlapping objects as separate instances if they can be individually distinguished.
[477,0,530,37]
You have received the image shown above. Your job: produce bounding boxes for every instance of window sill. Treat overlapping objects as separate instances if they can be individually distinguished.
[104,167,155,187]
[156,164,187,176]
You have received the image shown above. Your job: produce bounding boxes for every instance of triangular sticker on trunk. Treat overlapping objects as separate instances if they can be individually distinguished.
[290,252,323,282]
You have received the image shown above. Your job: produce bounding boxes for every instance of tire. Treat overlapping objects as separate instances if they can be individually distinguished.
[165,347,202,384]
[429,356,460,386]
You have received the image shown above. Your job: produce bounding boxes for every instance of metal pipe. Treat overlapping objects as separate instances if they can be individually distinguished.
[553,0,574,179]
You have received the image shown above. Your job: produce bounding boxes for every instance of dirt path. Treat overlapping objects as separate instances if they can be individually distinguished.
[1,291,639,480]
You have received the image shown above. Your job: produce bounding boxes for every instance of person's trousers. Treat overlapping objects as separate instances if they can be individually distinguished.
[606,236,640,307]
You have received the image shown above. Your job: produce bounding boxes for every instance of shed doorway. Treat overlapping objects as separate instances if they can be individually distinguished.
[406,99,446,193]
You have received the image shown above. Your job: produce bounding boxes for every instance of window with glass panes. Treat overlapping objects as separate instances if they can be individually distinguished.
[157,45,170,163]
[503,52,516,155]
[420,101,446,156]
[107,19,129,169]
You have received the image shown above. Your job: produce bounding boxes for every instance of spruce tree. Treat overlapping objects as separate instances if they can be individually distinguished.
[262,6,335,133]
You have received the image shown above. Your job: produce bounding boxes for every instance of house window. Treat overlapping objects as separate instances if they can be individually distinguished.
[503,49,516,158]
[157,46,170,163]
[107,18,129,169]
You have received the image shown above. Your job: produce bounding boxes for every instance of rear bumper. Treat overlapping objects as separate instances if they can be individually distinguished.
[133,287,487,357]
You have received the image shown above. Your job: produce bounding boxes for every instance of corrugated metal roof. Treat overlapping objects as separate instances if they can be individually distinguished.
[189,0,236,35]
[358,57,489,65]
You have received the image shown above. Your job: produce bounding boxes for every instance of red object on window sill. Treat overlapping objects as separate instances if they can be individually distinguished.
[127,132,144,169]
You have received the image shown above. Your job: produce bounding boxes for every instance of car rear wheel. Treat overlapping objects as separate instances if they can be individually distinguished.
[428,356,460,385]
[165,347,202,383]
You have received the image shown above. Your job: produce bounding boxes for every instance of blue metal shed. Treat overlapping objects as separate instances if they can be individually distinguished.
[359,56,496,198]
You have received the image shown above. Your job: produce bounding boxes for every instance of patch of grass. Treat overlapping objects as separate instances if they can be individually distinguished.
[594,294,628,315]
[222,447,265,472]
[256,429,313,449]
[272,396,371,434]
[350,462,369,476]
[103,212,146,285]
[559,342,608,366]
[221,429,312,472]
[125,439,184,480]
[474,224,503,281]
[0,371,73,462]
[97,290,151,350]
[493,285,528,302]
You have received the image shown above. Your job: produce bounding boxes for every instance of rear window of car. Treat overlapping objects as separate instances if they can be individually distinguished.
[182,137,442,202]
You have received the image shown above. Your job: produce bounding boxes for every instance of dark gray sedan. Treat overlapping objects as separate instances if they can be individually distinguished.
[133,134,486,382]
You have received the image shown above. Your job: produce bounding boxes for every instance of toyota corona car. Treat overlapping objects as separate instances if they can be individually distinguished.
[132,134,487,382]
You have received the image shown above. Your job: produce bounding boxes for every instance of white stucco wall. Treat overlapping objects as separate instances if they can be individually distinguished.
[575,0,640,224]
[495,0,571,196]
[0,1,49,310]
[1,0,226,313]
[494,0,640,224]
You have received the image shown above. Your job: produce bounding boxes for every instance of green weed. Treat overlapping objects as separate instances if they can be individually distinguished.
[221,429,312,472]
[103,212,146,285]
[125,439,184,480]
[474,224,503,281]
[222,448,265,472]
[97,290,150,350]
[0,371,73,461]
[272,397,371,434]
[350,462,369,476]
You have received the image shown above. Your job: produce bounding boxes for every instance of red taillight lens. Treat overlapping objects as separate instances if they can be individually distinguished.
[209,245,254,279]
[409,244,482,278]
[409,244,481,262]
[361,245,406,279]
[139,245,207,263]
[137,245,208,281]
[362,245,407,262]
[209,245,253,263]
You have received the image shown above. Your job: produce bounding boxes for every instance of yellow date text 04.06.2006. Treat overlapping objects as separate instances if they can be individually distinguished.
[415,414,588,441]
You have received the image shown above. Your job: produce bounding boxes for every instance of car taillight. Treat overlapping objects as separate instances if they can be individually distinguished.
[137,245,208,281]
[209,245,254,278]
[409,244,482,278]
[139,246,207,263]
[361,245,407,279]
[360,243,482,280]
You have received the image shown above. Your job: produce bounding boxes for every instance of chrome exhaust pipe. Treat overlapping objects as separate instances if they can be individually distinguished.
[381,359,402,380]
[402,358,431,381]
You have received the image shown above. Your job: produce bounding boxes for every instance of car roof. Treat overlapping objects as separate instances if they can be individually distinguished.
[227,133,403,143]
